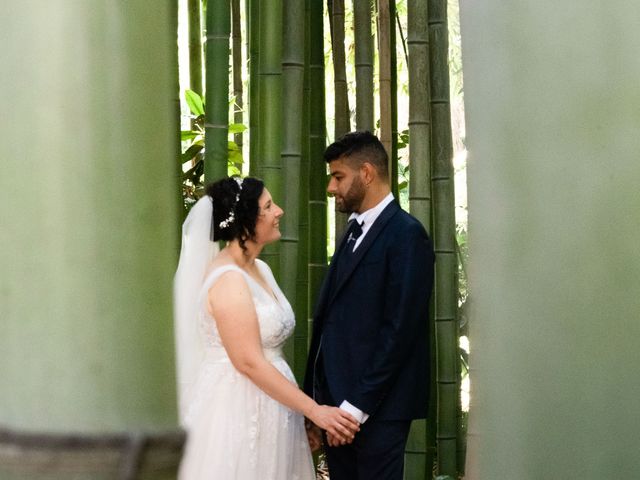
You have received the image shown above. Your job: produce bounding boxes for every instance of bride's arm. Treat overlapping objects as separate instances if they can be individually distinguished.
[208,271,360,441]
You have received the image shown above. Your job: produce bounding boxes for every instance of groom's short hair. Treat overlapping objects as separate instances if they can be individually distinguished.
[324,131,389,180]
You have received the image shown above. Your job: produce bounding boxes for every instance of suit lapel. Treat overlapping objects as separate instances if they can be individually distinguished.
[312,219,355,319]
[328,201,400,307]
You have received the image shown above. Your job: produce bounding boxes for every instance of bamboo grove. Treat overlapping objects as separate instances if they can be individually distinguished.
[179,0,463,477]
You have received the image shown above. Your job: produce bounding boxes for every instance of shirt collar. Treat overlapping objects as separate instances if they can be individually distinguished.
[349,192,394,227]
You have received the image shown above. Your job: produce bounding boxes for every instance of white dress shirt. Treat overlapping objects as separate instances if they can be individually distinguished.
[339,192,395,423]
[348,192,394,251]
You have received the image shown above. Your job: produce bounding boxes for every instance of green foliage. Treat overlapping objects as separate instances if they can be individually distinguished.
[185,89,205,116]
[180,89,244,210]
[397,128,410,188]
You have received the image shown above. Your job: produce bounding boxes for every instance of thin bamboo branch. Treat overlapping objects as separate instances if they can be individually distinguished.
[396,9,409,66]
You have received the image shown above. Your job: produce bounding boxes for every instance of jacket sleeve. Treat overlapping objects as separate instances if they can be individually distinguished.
[346,222,435,416]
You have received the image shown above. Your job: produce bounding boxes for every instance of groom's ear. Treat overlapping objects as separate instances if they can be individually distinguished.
[360,162,376,186]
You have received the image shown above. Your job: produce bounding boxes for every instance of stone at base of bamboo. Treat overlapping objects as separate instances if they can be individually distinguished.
[0,426,185,480]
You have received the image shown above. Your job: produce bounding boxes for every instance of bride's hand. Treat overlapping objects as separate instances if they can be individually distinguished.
[307,404,360,444]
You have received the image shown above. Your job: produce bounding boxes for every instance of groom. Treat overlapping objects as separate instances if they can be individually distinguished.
[304,131,435,479]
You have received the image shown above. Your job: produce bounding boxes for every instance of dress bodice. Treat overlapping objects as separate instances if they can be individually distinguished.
[197,260,295,351]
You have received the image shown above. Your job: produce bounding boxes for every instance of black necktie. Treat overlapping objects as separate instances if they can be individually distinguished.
[345,219,363,253]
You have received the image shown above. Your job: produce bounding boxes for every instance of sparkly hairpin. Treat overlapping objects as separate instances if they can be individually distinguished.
[219,177,244,229]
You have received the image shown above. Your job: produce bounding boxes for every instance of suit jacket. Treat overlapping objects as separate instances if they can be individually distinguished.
[303,200,435,421]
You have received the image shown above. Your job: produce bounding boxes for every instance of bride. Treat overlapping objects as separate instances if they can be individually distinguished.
[175,176,359,479]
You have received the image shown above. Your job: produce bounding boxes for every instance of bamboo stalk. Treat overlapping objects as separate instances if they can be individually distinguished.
[377,0,392,162]
[204,0,230,181]
[354,0,374,131]
[296,0,311,380]
[256,0,283,277]
[406,0,434,476]
[408,0,432,231]
[308,0,327,315]
[175,1,186,230]
[281,0,305,379]
[248,0,260,176]
[329,0,351,243]
[188,0,203,97]
[231,0,244,167]
[0,0,181,465]
[429,0,458,476]
[389,0,399,198]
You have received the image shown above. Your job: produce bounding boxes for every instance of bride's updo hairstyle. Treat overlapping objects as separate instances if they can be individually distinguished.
[206,176,265,250]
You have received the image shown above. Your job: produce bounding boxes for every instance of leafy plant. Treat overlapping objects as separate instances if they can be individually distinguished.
[180,89,246,210]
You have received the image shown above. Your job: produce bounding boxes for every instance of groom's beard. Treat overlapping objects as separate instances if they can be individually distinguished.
[335,175,366,214]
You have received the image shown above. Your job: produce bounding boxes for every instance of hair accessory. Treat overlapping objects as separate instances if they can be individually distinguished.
[219,177,244,229]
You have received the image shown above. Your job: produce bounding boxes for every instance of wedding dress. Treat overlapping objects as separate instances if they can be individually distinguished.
[178,259,316,480]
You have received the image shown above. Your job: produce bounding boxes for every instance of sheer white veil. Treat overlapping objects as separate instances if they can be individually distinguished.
[174,195,219,427]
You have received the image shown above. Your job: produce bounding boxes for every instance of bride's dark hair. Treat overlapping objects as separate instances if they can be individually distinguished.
[206,176,264,251]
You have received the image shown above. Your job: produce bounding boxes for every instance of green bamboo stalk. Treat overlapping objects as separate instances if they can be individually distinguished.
[308,0,327,315]
[231,0,244,166]
[256,0,283,277]
[281,0,305,379]
[462,3,640,477]
[377,0,393,162]
[204,0,230,182]
[0,1,181,476]
[408,0,431,230]
[429,0,458,476]
[175,1,187,235]
[297,0,311,375]
[354,0,374,131]
[248,0,260,176]
[389,0,399,198]
[329,0,351,243]
[188,0,203,97]
[330,0,351,139]
[406,1,434,477]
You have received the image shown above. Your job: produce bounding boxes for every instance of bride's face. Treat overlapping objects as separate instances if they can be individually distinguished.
[254,188,284,245]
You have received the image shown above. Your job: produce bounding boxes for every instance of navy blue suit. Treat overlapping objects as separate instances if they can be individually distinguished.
[304,200,435,479]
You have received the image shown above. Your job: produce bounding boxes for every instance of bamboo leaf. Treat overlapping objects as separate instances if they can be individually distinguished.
[228,149,243,166]
[228,123,247,134]
[185,89,205,115]
[181,130,198,141]
[181,143,204,164]
[228,164,242,176]
[182,159,204,180]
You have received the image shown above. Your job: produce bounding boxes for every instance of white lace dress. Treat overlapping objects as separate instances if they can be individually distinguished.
[178,260,316,480]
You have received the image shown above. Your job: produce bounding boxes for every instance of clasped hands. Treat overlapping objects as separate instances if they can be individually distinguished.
[305,404,360,452]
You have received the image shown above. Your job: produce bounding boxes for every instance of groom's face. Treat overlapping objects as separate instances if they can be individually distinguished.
[328,157,366,214]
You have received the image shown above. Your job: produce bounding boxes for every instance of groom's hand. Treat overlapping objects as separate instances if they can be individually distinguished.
[326,431,355,447]
[305,421,323,452]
